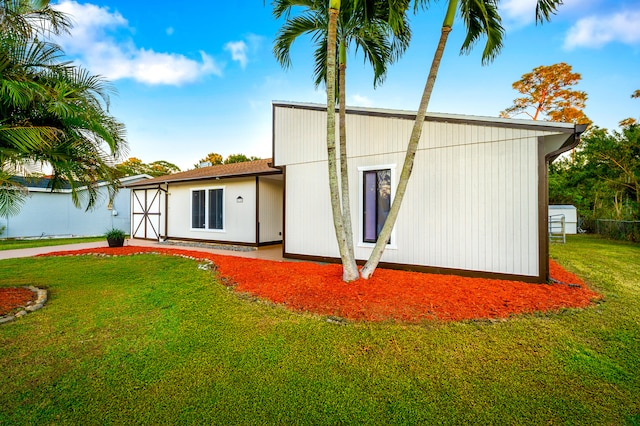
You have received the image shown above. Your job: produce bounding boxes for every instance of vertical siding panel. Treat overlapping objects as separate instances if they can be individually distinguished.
[530,136,540,275]
[471,130,480,271]
[490,131,500,272]
[511,136,522,273]
[498,131,507,272]
[504,134,515,273]
[258,177,284,243]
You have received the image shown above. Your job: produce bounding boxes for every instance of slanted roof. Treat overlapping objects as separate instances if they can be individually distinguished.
[272,100,586,134]
[124,158,280,188]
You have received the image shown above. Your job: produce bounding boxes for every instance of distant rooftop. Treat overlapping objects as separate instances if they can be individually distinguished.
[124,158,280,187]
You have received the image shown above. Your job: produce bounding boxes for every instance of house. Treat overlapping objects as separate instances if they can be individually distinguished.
[124,159,283,246]
[272,101,586,283]
[0,175,150,239]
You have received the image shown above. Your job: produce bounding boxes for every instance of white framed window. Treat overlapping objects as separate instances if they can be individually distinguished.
[358,164,397,249]
[191,187,225,231]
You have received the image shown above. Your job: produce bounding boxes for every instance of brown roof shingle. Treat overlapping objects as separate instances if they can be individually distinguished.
[124,158,280,187]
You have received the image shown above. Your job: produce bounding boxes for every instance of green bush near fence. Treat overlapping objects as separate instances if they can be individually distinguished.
[595,219,640,243]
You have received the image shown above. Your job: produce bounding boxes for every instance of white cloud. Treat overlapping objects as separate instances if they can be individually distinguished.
[564,10,640,49]
[224,41,249,69]
[501,0,538,26]
[52,1,222,85]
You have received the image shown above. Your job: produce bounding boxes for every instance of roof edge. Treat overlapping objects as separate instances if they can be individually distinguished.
[272,100,578,133]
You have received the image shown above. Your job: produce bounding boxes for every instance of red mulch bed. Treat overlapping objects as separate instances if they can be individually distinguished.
[27,246,603,323]
[0,287,36,316]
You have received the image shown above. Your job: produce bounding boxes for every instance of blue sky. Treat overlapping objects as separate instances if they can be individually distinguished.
[51,0,640,171]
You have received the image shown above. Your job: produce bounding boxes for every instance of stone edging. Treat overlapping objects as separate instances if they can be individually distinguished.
[0,286,48,325]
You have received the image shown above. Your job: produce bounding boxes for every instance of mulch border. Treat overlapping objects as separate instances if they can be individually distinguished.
[0,286,48,324]
[32,246,603,323]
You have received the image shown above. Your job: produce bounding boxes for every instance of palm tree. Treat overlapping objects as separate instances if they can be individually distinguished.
[273,0,410,281]
[1,0,71,38]
[0,0,127,217]
[360,0,564,278]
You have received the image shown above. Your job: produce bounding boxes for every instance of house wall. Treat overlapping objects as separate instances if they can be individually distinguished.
[166,177,258,244]
[274,104,567,278]
[0,185,133,238]
[258,176,284,243]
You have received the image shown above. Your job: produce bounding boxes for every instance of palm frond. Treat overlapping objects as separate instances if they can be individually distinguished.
[0,172,27,217]
[459,0,504,65]
[273,12,325,69]
[535,0,563,24]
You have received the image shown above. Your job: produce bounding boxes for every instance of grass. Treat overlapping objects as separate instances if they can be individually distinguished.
[0,236,105,251]
[0,235,638,424]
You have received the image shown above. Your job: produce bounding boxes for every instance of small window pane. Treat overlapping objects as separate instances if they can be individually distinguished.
[363,169,391,244]
[363,171,377,242]
[376,170,391,239]
[208,189,223,230]
[192,190,205,229]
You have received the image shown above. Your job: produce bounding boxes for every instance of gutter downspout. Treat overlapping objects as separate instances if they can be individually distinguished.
[164,183,169,241]
[540,123,588,281]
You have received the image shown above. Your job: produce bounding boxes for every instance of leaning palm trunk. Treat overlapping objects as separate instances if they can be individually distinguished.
[338,41,356,263]
[361,1,457,279]
[326,2,359,281]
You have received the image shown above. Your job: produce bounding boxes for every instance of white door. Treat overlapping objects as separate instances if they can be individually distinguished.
[131,188,162,240]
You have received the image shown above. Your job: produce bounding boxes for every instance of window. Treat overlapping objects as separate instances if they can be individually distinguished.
[191,188,224,230]
[363,169,391,243]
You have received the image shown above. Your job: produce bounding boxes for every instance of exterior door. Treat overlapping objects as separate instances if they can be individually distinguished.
[131,188,162,240]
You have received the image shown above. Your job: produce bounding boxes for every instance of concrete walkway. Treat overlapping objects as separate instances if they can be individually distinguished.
[0,239,286,262]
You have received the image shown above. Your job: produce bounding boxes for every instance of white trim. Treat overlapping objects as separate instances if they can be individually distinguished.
[357,164,397,250]
[189,185,226,233]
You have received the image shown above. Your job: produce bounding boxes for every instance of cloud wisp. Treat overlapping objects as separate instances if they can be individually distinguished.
[53,0,222,85]
[224,41,249,69]
[564,9,640,49]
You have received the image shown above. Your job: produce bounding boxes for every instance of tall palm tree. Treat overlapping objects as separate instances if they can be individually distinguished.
[0,0,127,217]
[273,0,410,281]
[360,0,564,278]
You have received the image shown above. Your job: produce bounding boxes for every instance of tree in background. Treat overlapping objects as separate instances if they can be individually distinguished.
[193,153,260,168]
[196,152,223,167]
[0,0,127,217]
[549,123,640,224]
[500,62,592,126]
[115,158,180,178]
[619,89,640,128]
[224,153,260,164]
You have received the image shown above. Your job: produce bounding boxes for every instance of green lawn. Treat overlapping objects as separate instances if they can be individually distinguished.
[0,235,638,424]
[0,236,105,251]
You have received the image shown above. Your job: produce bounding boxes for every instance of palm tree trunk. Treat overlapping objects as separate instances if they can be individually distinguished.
[361,0,457,279]
[327,3,359,282]
[338,40,356,265]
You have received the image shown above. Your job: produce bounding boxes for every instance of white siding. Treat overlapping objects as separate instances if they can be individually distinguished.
[167,178,257,244]
[259,176,284,243]
[284,162,337,257]
[274,104,560,277]
[1,185,135,238]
